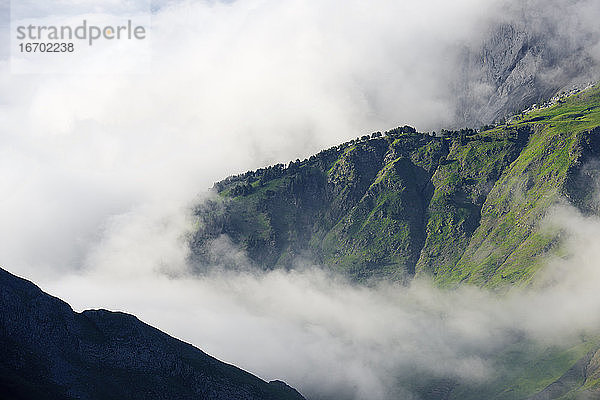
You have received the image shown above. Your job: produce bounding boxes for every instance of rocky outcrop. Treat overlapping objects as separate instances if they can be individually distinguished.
[456,22,599,127]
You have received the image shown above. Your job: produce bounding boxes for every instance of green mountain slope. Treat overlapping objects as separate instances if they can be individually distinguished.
[192,85,600,286]
[448,90,600,286]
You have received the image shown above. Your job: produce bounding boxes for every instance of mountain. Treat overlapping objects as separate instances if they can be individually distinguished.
[0,267,305,400]
[191,85,600,286]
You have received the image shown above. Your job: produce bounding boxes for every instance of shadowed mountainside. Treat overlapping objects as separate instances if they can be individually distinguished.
[0,267,305,400]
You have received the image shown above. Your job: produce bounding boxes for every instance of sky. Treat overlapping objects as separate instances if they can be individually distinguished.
[1,0,600,399]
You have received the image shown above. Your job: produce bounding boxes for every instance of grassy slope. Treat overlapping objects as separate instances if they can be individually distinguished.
[415,135,523,278]
[322,136,445,278]
[196,85,600,286]
[444,86,600,287]
[449,338,600,400]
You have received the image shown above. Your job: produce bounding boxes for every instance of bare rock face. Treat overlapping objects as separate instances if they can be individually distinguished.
[456,21,599,127]
[0,267,305,400]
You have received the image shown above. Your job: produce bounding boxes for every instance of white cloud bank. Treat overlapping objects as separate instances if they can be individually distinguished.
[46,202,600,400]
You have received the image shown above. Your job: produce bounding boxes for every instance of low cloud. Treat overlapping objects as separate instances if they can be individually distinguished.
[42,198,600,400]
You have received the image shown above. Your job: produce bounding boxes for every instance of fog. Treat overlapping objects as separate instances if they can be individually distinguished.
[1,0,600,399]
[47,201,600,399]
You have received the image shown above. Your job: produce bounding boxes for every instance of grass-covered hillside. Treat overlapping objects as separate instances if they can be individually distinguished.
[191,85,600,286]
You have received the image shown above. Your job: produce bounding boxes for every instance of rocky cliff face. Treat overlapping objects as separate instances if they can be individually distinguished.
[191,86,600,286]
[0,267,305,400]
[456,22,599,127]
